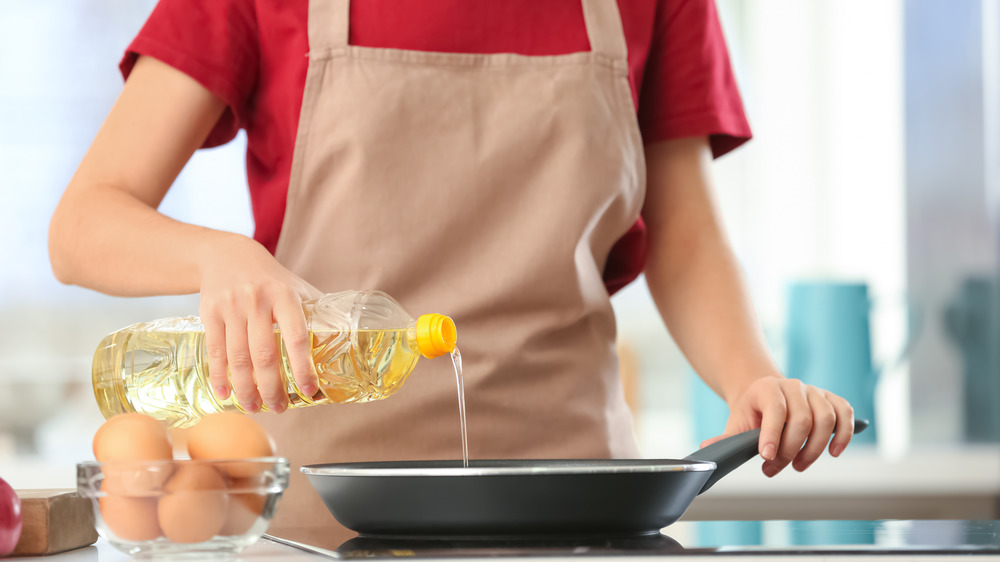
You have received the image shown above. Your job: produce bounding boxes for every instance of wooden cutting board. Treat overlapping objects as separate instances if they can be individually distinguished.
[12,489,97,556]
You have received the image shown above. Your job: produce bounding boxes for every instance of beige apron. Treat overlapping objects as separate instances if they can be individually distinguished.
[261,0,646,547]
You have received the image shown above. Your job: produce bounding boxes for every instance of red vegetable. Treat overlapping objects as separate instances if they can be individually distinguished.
[0,476,22,556]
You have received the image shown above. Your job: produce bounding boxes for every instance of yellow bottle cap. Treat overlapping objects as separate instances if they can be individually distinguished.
[415,314,457,359]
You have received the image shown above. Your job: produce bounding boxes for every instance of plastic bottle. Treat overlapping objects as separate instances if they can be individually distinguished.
[92,290,457,428]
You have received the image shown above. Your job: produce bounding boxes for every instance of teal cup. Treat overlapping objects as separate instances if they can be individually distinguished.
[785,281,877,443]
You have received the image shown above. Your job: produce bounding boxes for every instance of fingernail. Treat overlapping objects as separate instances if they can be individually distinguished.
[246,401,260,413]
[831,444,845,457]
[763,464,777,478]
[214,386,230,400]
[301,384,318,396]
[271,402,287,414]
[762,444,777,461]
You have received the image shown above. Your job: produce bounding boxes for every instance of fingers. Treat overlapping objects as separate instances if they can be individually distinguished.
[273,299,319,399]
[828,394,855,457]
[718,375,857,480]
[204,286,267,414]
[225,315,261,413]
[202,294,262,412]
[248,303,286,414]
[202,307,231,401]
[791,387,837,471]
[769,380,813,474]
[201,280,320,414]
[754,381,787,464]
[751,379,854,478]
[197,237,318,415]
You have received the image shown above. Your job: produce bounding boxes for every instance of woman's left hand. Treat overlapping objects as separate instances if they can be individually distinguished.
[639,139,856,476]
[701,377,856,477]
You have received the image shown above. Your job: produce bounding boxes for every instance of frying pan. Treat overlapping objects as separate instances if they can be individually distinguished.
[303,419,868,537]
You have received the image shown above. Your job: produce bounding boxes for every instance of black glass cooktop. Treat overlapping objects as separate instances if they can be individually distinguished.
[267,520,1000,557]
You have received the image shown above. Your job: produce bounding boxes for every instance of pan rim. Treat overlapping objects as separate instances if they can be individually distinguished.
[301,459,717,477]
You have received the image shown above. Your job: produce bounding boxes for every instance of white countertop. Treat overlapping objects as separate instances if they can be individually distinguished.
[684,445,1000,521]
[2,536,318,561]
[4,534,998,561]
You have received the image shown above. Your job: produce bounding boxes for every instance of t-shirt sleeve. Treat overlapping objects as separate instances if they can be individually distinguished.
[638,0,751,158]
[119,0,259,148]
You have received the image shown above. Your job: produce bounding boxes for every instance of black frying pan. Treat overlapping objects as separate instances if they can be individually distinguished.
[302,419,868,537]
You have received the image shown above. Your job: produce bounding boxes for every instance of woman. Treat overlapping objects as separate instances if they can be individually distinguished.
[49,0,855,546]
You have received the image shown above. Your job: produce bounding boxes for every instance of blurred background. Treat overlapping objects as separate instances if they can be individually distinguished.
[1,0,998,521]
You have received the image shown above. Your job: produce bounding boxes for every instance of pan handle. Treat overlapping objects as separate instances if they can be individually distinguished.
[684,418,869,494]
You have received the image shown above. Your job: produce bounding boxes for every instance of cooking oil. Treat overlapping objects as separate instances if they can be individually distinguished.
[93,326,428,428]
[451,348,468,467]
[92,290,457,429]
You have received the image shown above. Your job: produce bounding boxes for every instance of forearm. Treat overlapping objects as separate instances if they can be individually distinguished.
[49,181,252,297]
[646,217,780,403]
[643,138,781,404]
[48,54,242,297]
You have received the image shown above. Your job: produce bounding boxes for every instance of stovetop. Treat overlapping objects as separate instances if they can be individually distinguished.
[269,520,1000,558]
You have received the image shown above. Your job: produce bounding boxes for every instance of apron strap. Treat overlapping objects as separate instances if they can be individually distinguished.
[309,0,628,61]
[308,0,350,52]
[581,0,629,61]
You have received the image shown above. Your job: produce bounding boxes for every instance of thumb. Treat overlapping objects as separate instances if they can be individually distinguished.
[698,412,755,449]
[699,432,735,450]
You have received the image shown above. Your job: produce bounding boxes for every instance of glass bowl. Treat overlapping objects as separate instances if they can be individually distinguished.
[77,457,289,558]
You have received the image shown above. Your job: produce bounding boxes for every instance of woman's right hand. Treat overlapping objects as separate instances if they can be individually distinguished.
[48,55,322,415]
[198,234,323,414]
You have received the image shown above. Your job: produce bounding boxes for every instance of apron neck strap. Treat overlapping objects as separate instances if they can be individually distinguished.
[308,0,627,61]
[581,0,629,60]
[309,0,350,51]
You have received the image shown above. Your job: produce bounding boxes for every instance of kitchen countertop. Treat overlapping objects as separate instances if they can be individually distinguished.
[2,443,997,559]
[6,520,999,560]
[686,445,1000,521]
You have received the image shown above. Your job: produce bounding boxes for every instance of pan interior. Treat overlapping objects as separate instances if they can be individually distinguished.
[301,458,716,477]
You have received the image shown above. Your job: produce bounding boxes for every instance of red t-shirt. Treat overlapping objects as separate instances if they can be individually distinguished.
[121,0,751,294]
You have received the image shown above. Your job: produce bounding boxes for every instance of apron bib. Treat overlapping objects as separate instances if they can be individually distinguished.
[261,0,646,546]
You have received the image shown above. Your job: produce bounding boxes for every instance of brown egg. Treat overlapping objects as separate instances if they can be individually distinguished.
[187,413,274,477]
[93,413,172,462]
[99,495,162,542]
[219,477,268,536]
[94,413,174,494]
[102,461,174,497]
[158,464,228,544]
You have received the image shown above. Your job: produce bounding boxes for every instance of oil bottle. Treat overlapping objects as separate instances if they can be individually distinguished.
[92,290,457,428]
